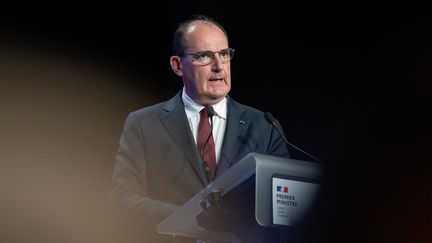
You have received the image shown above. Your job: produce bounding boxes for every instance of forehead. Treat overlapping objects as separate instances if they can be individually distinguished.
[183,21,228,50]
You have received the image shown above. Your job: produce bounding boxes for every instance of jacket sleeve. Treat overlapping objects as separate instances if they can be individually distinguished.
[109,112,179,227]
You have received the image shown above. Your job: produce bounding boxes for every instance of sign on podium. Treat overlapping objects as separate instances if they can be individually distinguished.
[157,152,322,242]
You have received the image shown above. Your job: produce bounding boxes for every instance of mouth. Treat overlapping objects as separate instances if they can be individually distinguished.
[209,78,224,82]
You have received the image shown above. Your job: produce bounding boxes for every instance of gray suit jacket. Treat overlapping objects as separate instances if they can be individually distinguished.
[109,91,289,235]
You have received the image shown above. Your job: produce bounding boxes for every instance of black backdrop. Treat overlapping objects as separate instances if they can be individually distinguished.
[1,2,430,243]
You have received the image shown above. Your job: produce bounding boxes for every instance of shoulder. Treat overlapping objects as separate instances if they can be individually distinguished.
[131,102,166,117]
[130,92,182,119]
[228,96,265,117]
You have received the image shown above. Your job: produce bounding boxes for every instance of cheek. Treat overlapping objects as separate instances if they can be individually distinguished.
[195,71,209,86]
[225,71,231,86]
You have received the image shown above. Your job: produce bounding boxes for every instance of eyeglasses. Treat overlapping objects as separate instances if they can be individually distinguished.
[182,48,235,66]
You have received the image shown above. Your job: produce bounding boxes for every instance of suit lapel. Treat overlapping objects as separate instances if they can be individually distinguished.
[217,98,249,176]
[159,94,251,183]
[160,93,209,186]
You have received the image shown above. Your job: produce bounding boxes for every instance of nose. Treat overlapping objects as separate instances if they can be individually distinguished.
[211,53,224,71]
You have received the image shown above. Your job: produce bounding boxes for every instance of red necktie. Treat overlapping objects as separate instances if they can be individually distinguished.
[198,106,216,181]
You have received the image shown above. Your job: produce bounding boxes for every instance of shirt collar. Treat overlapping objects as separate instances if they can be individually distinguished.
[182,87,227,119]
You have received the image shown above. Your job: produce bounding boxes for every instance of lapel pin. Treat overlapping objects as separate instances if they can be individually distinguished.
[239,120,246,125]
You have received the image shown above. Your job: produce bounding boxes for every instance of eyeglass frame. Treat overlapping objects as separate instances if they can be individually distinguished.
[181,48,235,66]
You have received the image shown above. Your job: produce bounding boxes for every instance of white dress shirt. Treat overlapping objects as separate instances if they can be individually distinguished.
[182,88,227,163]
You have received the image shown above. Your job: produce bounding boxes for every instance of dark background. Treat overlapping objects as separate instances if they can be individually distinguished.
[1,2,430,242]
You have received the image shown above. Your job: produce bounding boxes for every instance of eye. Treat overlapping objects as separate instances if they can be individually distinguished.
[195,51,213,61]
[219,50,230,59]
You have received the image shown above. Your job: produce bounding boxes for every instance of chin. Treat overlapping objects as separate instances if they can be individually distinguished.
[203,94,224,105]
[213,87,229,96]
[211,91,228,99]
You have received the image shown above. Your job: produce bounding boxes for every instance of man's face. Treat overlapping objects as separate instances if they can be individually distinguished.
[179,21,231,105]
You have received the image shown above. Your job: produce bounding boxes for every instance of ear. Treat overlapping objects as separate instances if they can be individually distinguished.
[170,56,183,77]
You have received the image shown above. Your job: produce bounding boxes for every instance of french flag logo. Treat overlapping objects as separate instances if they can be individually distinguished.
[276,186,288,193]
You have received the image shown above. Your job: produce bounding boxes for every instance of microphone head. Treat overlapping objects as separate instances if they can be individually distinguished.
[264,112,275,124]
[207,106,215,117]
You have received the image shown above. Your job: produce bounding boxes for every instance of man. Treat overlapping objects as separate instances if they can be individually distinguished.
[110,15,290,242]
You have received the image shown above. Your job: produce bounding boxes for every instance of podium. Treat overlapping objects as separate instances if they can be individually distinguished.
[157,152,322,242]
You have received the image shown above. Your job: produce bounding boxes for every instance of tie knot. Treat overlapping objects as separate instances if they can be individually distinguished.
[200,106,209,118]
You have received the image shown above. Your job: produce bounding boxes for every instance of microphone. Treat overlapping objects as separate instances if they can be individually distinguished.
[264,112,322,163]
[207,105,215,119]
[201,106,215,181]
[201,106,215,156]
